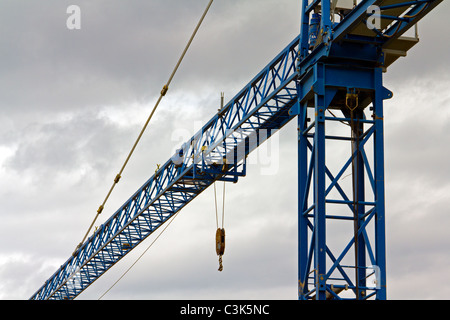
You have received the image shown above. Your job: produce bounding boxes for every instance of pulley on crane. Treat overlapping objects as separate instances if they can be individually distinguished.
[215,227,225,272]
[214,92,226,272]
[213,179,226,272]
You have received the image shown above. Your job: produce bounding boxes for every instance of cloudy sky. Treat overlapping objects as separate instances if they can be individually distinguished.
[1,0,450,300]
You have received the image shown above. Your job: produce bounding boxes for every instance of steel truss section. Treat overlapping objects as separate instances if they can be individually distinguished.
[295,0,442,301]
[30,35,300,301]
[296,62,391,300]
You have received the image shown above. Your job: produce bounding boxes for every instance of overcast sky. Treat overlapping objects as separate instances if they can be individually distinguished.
[1,0,450,300]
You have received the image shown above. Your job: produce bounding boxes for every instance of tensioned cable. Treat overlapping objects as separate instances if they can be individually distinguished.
[213,181,226,230]
[221,181,225,228]
[214,182,219,228]
[213,180,226,272]
[72,0,215,256]
[98,210,181,300]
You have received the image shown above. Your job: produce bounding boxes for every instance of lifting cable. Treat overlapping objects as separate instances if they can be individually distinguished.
[213,92,226,272]
[214,181,226,272]
[346,89,361,298]
[72,0,215,257]
[350,111,360,299]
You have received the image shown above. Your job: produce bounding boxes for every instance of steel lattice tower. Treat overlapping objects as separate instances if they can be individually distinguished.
[295,0,441,300]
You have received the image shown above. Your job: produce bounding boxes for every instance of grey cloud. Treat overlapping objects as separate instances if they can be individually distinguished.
[384,0,450,83]
[0,1,195,113]
[385,76,450,189]
[0,0,299,115]
[4,111,129,181]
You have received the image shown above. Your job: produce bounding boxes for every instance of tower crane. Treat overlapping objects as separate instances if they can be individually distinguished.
[30,0,443,300]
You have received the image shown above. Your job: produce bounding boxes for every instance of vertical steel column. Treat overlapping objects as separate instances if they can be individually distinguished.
[350,107,367,300]
[320,0,332,34]
[373,68,387,300]
[313,63,327,300]
[298,0,310,300]
[298,0,310,61]
[297,96,308,300]
[310,6,330,298]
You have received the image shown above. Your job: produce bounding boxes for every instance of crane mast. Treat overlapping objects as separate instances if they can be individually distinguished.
[30,0,443,300]
[296,0,442,300]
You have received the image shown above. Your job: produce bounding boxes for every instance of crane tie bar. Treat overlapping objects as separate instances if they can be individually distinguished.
[72,0,215,257]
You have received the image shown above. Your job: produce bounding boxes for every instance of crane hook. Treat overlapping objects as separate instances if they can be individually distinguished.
[216,228,225,272]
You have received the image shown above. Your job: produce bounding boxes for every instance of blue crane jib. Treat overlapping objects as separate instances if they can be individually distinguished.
[30,0,443,300]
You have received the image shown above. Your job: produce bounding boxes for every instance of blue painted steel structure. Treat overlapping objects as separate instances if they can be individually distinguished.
[295,0,442,300]
[30,36,300,300]
[30,0,442,300]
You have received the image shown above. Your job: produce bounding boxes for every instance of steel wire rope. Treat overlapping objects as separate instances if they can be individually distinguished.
[72,0,215,257]
[222,181,226,228]
[214,182,219,228]
[98,210,181,300]
[350,109,360,299]
[213,181,226,230]
[345,91,361,298]
[213,180,226,272]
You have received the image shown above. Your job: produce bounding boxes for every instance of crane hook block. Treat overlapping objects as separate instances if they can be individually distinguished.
[215,228,225,256]
[216,228,225,272]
